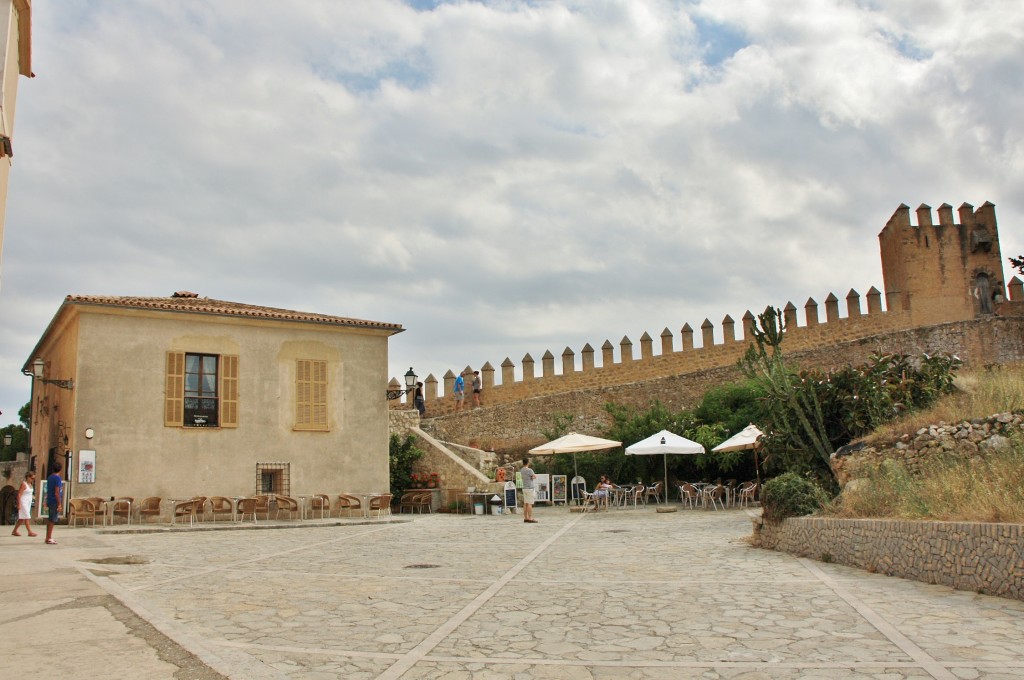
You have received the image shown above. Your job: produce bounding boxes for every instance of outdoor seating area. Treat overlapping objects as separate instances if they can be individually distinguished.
[569,478,759,512]
[63,492,398,526]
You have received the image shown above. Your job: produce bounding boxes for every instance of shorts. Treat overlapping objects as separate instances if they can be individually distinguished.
[522,489,536,505]
[454,391,464,401]
[47,502,59,523]
[473,388,481,394]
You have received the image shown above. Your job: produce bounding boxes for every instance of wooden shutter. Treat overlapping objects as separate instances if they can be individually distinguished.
[296,359,328,430]
[220,354,239,428]
[164,351,185,426]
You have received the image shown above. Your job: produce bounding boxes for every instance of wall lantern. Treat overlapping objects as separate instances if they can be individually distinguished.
[2,434,11,447]
[84,428,94,440]
[386,367,418,400]
[28,358,75,389]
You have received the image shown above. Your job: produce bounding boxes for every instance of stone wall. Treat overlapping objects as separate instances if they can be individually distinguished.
[754,516,1024,601]
[832,412,1024,486]
[419,315,1024,462]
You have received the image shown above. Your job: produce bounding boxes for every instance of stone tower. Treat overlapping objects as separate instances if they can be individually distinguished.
[878,202,1006,326]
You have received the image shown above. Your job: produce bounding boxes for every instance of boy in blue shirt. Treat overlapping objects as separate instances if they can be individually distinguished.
[45,462,63,544]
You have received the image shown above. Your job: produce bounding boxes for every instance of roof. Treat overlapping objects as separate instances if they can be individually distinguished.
[63,293,404,333]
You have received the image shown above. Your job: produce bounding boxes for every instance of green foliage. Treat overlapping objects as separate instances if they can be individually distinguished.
[693,381,766,435]
[18,401,31,429]
[741,307,962,486]
[760,472,830,522]
[389,434,424,493]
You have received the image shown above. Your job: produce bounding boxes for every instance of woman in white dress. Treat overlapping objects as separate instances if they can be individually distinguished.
[11,470,38,537]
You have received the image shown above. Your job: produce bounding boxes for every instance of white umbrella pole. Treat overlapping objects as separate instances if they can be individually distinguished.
[663,454,668,503]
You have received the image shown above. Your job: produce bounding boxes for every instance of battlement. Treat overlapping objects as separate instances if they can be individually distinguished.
[391,200,1018,418]
[392,285,917,413]
[880,201,997,234]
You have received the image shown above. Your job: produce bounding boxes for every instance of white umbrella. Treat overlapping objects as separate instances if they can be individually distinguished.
[625,430,705,503]
[712,424,764,487]
[529,432,621,479]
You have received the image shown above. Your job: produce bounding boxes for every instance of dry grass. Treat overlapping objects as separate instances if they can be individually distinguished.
[864,363,1024,443]
[828,363,1024,523]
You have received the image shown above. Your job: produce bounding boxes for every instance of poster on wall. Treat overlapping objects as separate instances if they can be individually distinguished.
[78,450,96,483]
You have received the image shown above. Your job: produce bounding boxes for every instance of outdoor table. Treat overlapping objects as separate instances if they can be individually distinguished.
[102,498,132,526]
[459,492,499,515]
[296,495,308,520]
[232,496,245,522]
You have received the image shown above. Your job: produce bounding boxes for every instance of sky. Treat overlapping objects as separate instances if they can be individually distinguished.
[1,0,1022,425]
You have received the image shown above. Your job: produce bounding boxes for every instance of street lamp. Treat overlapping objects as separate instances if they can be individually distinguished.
[3,434,11,447]
[28,358,75,389]
[386,367,418,400]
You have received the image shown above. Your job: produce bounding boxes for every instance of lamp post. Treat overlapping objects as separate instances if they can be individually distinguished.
[29,358,75,389]
[386,367,418,401]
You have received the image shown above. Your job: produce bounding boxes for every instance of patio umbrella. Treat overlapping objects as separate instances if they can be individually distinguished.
[625,430,705,503]
[712,424,765,488]
[528,432,622,478]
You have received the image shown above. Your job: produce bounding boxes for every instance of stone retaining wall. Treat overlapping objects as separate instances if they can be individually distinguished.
[755,516,1024,600]
[832,412,1024,486]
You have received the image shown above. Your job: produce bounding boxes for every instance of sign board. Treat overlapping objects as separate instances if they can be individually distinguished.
[78,450,96,483]
[551,475,567,504]
[535,474,550,503]
[503,481,517,513]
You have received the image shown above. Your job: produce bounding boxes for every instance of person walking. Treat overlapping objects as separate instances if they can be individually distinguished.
[520,457,537,523]
[471,370,483,408]
[45,462,63,545]
[11,470,38,537]
[453,373,465,411]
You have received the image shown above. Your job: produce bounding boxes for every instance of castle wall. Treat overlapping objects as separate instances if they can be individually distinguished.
[420,315,1024,460]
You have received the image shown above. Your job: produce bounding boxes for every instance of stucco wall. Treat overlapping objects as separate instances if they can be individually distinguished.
[39,306,392,503]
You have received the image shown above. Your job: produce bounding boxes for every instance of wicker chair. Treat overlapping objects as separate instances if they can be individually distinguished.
[172,498,200,526]
[68,498,97,527]
[334,494,362,518]
[236,497,258,523]
[275,495,299,520]
[208,496,234,522]
[138,497,163,523]
[368,493,392,518]
[310,494,331,519]
[110,497,134,525]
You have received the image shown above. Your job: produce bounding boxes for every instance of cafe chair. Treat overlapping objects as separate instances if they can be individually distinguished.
[208,496,234,522]
[368,493,392,518]
[643,482,664,505]
[275,494,299,520]
[236,497,258,523]
[138,497,163,524]
[310,494,331,519]
[334,494,361,517]
[679,484,700,509]
[68,498,96,527]
[110,497,134,525]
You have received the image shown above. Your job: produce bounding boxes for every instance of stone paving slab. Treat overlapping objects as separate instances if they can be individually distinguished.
[4,507,1024,679]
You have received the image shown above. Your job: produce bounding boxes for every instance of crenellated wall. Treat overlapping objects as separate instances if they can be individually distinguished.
[388,201,1024,459]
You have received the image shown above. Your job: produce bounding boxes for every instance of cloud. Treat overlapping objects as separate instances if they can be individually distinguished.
[2,0,1022,421]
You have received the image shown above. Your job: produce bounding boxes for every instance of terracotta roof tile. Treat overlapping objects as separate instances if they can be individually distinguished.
[65,295,403,333]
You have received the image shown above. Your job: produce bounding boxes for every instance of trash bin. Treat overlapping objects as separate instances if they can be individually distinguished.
[490,495,503,515]
[473,503,484,515]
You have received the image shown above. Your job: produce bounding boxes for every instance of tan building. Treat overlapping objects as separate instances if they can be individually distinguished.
[23,292,403,510]
[0,0,32,283]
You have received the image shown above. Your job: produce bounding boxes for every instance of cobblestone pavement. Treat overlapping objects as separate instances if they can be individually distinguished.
[4,507,1024,679]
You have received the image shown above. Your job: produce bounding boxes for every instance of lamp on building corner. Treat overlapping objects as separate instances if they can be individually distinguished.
[28,358,75,389]
[385,367,418,400]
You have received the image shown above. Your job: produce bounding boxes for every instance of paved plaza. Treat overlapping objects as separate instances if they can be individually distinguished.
[2,506,1024,679]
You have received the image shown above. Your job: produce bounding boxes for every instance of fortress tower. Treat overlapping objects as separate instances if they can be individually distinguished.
[878,202,1006,326]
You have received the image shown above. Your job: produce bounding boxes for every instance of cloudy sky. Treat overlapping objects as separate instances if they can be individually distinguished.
[1,0,1022,425]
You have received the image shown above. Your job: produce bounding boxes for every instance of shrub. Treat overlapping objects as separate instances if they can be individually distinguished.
[760,472,829,522]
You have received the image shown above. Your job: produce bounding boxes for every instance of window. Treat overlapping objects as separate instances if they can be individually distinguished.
[185,354,219,427]
[256,462,290,496]
[295,359,328,430]
[165,351,239,428]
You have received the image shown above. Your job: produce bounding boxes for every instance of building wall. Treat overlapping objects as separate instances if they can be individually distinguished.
[34,305,392,502]
[0,0,30,285]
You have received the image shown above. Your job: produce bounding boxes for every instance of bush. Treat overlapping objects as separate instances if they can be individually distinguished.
[760,472,829,522]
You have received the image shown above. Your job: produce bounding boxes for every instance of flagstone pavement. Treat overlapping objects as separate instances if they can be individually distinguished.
[2,506,1023,679]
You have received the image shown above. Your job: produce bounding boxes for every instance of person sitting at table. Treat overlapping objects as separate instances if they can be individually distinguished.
[594,475,614,510]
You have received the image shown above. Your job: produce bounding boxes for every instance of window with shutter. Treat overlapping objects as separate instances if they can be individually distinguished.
[295,359,328,430]
[164,351,185,426]
[221,355,239,427]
